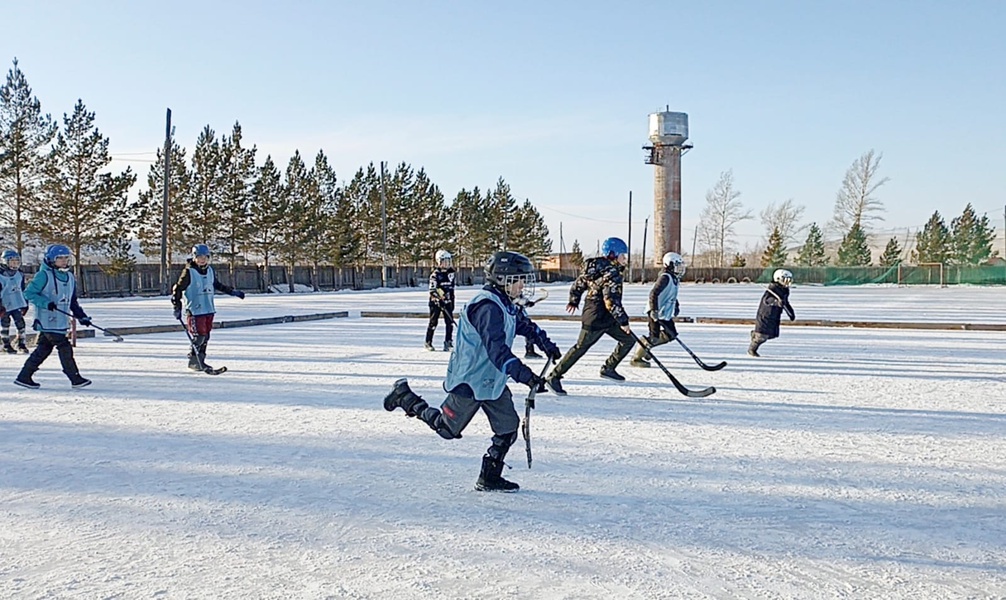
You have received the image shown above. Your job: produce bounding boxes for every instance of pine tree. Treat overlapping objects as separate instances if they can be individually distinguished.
[341,166,376,273]
[186,125,222,251]
[0,58,57,253]
[330,178,363,285]
[450,187,491,268]
[760,227,787,267]
[278,151,311,292]
[98,192,136,277]
[303,150,338,290]
[730,253,747,267]
[570,240,584,271]
[796,222,829,266]
[836,221,871,266]
[879,237,902,267]
[246,155,285,289]
[37,99,136,280]
[398,166,444,269]
[216,121,256,275]
[487,177,518,251]
[509,198,551,263]
[912,211,950,264]
[132,138,190,261]
[950,203,997,265]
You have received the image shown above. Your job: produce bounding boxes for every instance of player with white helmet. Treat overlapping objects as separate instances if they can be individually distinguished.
[425,249,456,351]
[631,251,686,368]
[749,269,795,357]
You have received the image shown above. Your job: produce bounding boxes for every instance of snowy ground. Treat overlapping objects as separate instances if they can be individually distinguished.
[1,285,1004,599]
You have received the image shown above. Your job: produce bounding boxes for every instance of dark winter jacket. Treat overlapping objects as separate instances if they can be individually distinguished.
[754,282,795,338]
[428,267,456,306]
[568,257,629,330]
[170,259,237,310]
[445,284,557,398]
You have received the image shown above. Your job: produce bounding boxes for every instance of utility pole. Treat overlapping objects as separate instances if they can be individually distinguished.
[691,224,698,266]
[627,191,633,284]
[159,108,172,295]
[380,161,388,287]
[640,217,649,284]
[559,221,565,278]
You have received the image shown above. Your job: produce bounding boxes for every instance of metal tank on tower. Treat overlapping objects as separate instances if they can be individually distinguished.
[643,108,692,263]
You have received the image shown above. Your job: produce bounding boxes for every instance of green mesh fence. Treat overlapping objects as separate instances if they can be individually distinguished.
[755,265,1006,286]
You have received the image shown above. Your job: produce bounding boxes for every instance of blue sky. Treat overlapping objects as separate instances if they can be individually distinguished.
[4,0,1005,256]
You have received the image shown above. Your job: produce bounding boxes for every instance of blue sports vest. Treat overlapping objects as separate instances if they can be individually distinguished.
[34,267,75,332]
[650,272,679,321]
[444,289,517,401]
[183,266,216,316]
[0,270,27,311]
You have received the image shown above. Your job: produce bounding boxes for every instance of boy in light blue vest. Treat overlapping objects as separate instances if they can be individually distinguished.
[631,252,686,367]
[0,249,30,354]
[170,244,245,372]
[14,244,93,389]
[384,251,561,492]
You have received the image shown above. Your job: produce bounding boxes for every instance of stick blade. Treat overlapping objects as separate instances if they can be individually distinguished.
[685,385,717,398]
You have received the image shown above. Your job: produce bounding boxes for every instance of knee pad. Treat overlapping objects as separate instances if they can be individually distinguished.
[428,415,462,440]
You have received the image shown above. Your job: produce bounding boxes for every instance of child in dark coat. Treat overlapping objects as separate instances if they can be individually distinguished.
[749,269,795,357]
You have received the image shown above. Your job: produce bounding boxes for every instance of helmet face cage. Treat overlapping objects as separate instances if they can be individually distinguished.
[44,244,72,271]
[663,252,686,277]
[2,250,19,267]
[501,272,535,300]
[773,269,793,287]
[435,250,452,268]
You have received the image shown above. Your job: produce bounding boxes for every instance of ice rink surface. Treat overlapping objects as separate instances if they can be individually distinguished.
[1,283,1004,599]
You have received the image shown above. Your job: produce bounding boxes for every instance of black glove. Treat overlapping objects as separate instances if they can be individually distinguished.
[231,290,245,299]
[787,307,796,321]
[20,307,28,316]
[78,316,92,327]
[173,306,182,320]
[530,374,546,393]
[541,338,562,361]
[674,303,681,318]
[46,301,57,311]
[509,361,539,389]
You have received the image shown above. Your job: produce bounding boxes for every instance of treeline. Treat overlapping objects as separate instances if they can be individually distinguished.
[0,59,552,284]
[696,152,999,269]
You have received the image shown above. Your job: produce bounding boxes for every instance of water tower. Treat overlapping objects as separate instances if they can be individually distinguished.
[643,108,691,263]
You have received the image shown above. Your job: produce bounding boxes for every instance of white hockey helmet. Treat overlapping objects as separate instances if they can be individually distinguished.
[773,269,793,287]
[435,249,452,266]
[662,252,686,277]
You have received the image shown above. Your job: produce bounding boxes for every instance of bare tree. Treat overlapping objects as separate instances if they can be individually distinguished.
[696,170,752,268]
[760,198,806,247]
[829,149,889,235]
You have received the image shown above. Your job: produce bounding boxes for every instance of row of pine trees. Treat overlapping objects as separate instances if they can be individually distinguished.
[0,59,552,277]
[755,204,997,269]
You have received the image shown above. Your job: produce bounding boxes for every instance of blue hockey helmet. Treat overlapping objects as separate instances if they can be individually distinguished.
[192,244,212,259]
[2,249,19,265]
[601,237,628,258]
[44,244,72,270]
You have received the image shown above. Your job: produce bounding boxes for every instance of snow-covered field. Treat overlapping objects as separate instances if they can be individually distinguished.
[1,284,1004,599]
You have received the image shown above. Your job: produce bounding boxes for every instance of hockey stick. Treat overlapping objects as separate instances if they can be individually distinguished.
[52,307,124,342]
[630,331,716,398]
[519,287,549,308]
[675,337,727,371]
[522,358,553,469]
[176,316,227,375]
